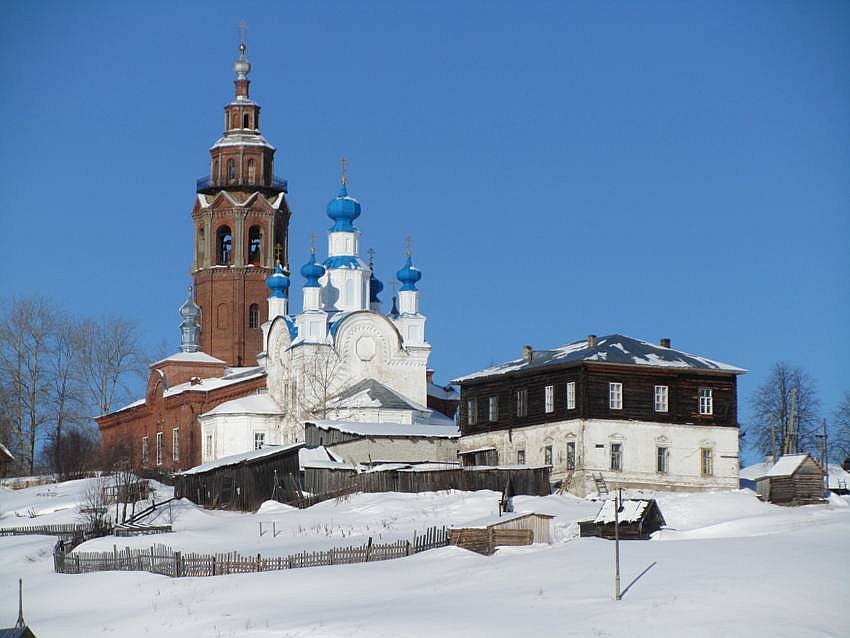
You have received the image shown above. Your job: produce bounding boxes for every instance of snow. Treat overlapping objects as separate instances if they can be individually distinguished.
[0,478,848,637]
[151,351,226,366]
[179,443,303,475]
[201,393,281,416]
[298,445,341,469]
[593,498,650,524]
[759,453,812,478]
[310,420,461,438]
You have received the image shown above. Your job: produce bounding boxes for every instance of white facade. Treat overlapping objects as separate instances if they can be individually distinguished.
[459,418,739,496]
[199,394,289,462]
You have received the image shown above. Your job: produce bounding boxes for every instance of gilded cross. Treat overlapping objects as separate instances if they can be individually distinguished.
[274,243,283,264]
[239,21,248,44]
[309,232,317,254]
[340,156,348,184]
[405,235,413,257]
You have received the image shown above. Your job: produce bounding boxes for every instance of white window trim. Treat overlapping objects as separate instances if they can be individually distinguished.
[654,385,669,413]
[566,381,576,410]
[467,398,478,426]
[516,389,528,417]
[172,427,180,462]
[701,447,714,476]
[155,432,164,466]
[699,388,713,415]
[488,396,499,422]
[566,441,576,471]
[609,382,623,410]
[254,432,266,450]
[544,385,554,413]
[656,446,669,473]
[610,442,623,471]
[141,436,149,465]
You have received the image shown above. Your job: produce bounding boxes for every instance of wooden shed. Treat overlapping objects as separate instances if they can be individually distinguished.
[755,454,825,505]
[450,512,554,555]
[175,443,304,511]
[578,499,666,540]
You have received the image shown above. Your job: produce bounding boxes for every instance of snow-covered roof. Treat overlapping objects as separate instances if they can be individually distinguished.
[757,454,814,479]
[201,393,281,417]
[309,420,461,439]
[180,443,304,475]
[298,445,342,470]
[109,367,265,415]
[453,334,746,383]
[327,378,430,413]
[427,381,459,401]
[593,499,655,524]
[152,351,226,366]
[457,511,555,529]
[459,446,497,455]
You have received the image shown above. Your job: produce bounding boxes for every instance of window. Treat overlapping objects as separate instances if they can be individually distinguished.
[543,445,553,466]
[156,432,164,466]
[566,381,576,410]
[566,441,576,470]
[655,385,669,413]
[248,304,259,329]
[247,158,255,181]
[467,398,478,426]
[609,382,623,410]
[254,432,266,450]
[488,396,499,422]
[701,448,714,476]
[172,428,180,462]
[248,226,262,264]
[243,112,250,129]
[141,436,149,466]
[197,227,206,264]
[545,385,554,413]
[610,443,622,471]
[345,278,355,306]
[516,449,526,464]
[216,225,233,265]
[656,446,668,473]
[699,388,713,415]
[227,158,236,182]
[516,389,528,417]
[205,433,213,459]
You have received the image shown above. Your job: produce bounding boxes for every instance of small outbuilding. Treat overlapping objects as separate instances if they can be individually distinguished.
[175,443,304,511]
[578,499,666,540]
[450,512,554,555]
[755,453,825,505]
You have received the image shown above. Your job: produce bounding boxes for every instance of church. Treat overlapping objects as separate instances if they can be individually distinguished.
[96,43,459,472]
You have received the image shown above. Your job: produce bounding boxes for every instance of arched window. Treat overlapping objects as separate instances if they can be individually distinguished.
[197,227,206,264]
[255,112,260,128]
[243,113,250,129]
[247,159,256,183]
[227,159,236,184]
[216,225,233,265]
[231,112,238,129]
[212,159,219,183]
[248,226,262,264]
[248,304,259,329]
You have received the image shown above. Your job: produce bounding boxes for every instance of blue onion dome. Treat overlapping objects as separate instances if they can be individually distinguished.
[326,182,361,232]
[300,251,326,288]
[396,255,422,291]
[369,265,384,304]
[266,262,290,298]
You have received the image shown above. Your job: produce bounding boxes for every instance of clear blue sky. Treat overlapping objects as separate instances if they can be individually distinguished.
[1,1,847,461]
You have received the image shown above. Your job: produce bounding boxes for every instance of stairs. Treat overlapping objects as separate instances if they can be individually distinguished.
[593,473,609,497]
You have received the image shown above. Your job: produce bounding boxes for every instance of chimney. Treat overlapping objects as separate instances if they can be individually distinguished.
[660,337,671,348]
[426,369,434,384]
[587,334,597,348]
[522,345,533,363]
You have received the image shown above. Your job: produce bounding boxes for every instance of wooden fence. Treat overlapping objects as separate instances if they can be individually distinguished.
[54,526,449,577]
[0,523,103,539]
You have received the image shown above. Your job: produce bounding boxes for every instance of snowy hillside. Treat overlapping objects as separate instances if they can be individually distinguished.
[0,478,847,637]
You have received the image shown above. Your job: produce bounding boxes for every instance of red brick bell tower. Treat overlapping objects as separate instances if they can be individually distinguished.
[191,42,290,366]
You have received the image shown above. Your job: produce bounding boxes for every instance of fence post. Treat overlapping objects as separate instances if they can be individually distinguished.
[366,537,373,562]
[405,540,411,556]
[257,553,261,572]
[212,556,216,576]
[175,551,181,578]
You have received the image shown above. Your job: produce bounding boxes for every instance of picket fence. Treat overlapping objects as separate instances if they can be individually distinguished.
[0,523,103,538]
[54,525,449,577]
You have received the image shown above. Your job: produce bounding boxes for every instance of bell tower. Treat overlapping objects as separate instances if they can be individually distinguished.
[191,42,290,366]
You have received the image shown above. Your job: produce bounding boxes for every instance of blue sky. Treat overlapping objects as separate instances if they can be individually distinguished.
[1,1,847,461]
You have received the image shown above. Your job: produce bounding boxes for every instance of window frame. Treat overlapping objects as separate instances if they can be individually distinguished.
[248,304,259,329]
[155,432,164,466]
[516,449,526,465]
[205,433,214,459]
[699,388,713,415]
[701,447,714,476]
[516,389,528,417]
[543,445,553,466]
[610,442,623,471]
[609,382,623,410]
[566,381,576,410]
[467,397,478,426]
[254,432,266,451]
[656,446,669,473]
[141,436,149,466]
[172,427,180,462]
[544,385,554,413]
[566,441,576,471]
[654,385,669,413]
[488,396,499,422]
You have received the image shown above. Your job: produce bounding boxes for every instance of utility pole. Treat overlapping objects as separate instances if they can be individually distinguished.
[613,489,622,601]
[816,418,828,495]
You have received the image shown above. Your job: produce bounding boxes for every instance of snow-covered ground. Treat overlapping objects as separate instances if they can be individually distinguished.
[0,477,848,637]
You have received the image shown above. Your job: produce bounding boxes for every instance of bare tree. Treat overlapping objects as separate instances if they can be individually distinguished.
[77,318,145,417]
[41,427,100,480]
[831,391,850,467]
[48,318,86,476]
[295,345,348,420]
[749,362,821,459]
[0,298,53,474]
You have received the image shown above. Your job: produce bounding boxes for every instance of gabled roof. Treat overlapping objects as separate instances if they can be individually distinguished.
[201,393,281,417]
[309,420,460,439]
[327,378,430,412]
[453,334,745,383]
[152,351,226,366]
[179,442,304,475]
[757,454,815,479]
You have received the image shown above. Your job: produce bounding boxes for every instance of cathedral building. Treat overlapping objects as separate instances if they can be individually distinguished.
[97,44,457,473]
